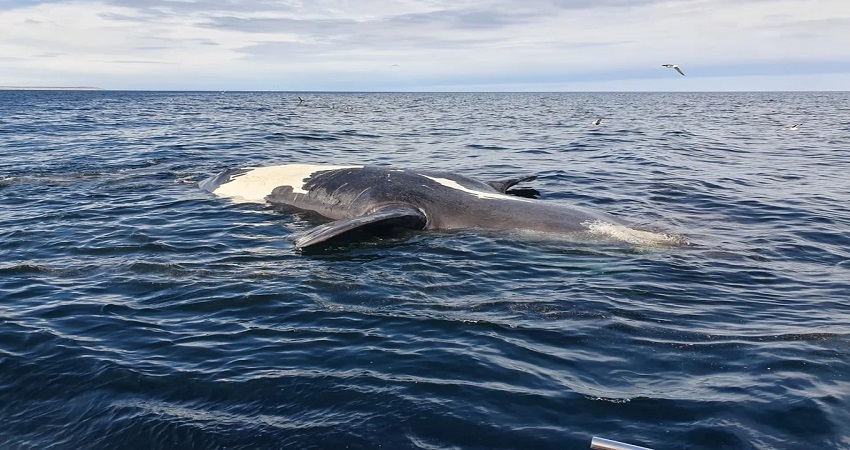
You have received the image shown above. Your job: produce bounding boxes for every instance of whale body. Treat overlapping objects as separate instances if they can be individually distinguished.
[200,164,684,249]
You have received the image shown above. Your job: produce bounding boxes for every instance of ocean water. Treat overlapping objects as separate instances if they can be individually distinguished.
[1,90,849,450]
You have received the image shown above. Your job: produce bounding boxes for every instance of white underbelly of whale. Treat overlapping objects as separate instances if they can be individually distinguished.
[211,164,362,203]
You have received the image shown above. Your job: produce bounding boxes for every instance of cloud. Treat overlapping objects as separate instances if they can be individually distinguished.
[107,59,178,65]
[387,8,544,30]
[200,16,353,35]
[0,0,849,90]
[101,0,295,17]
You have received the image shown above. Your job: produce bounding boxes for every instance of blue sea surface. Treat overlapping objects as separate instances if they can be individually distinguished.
[1,90,849,449]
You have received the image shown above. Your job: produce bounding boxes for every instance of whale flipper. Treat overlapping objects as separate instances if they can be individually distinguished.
[294,204,427,249]
[487,175,537,194]
[199,168,249,193]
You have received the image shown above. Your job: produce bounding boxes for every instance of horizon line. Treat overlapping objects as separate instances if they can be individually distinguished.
[2,87,848,94]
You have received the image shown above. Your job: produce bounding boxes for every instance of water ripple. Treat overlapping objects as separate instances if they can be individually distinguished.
[1,91,850,449]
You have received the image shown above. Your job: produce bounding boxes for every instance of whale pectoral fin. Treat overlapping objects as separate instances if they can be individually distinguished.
[294,205,427,249]
[487,174,537,194]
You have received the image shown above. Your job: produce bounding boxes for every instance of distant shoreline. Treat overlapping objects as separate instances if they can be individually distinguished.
[0,86,104,91]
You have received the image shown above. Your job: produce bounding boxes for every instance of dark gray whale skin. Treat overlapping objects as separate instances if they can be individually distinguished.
[201,165,676,249]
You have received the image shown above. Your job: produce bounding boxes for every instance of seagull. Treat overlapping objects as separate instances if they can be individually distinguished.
[298,96,304,105]
[592,118,602,125]
[786,123,802,130]
[662,64,686,76]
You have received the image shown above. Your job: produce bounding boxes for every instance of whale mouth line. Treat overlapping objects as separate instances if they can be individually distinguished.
[421,175,534,203]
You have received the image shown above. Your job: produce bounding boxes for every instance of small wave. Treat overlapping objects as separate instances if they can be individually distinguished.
[287,133,339,141]
[0,263,52,275]
[338,130,382,139]
[584,395,632,403]
[466,143,508,151]
[0,173,109,185]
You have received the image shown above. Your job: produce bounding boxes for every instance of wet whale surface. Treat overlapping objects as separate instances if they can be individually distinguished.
[201,164,684,249]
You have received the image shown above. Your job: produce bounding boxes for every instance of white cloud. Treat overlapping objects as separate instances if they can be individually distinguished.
[1,0,849,90]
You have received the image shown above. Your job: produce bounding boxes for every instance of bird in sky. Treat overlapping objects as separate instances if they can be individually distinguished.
[662,64,686,76]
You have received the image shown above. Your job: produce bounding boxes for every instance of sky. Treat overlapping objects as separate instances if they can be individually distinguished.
[1,0,849,91]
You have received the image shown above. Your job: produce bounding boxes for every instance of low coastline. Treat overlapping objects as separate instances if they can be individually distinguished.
[0,86,103,91]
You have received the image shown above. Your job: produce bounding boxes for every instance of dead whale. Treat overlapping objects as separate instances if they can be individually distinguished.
[200,164,685,249]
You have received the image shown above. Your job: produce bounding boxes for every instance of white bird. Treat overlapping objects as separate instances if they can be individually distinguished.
[662,64,686,76]
[786,123,802,130]
[592,118,602,125]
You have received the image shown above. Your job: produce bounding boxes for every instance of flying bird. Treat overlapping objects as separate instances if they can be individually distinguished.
[298,96,305,105]
[662,64,686,76]
[592,118,602,125]
[786,123,802,130]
